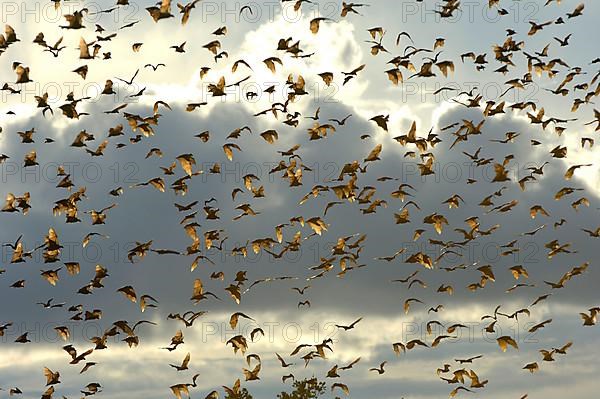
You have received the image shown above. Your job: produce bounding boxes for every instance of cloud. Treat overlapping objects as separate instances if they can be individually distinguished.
[1,1,599,398]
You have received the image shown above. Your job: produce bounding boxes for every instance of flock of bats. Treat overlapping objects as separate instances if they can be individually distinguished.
[0,0,599,398]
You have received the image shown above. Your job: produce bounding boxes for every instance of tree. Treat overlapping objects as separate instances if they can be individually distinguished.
[277,377,326,399]
[224,387,253,399]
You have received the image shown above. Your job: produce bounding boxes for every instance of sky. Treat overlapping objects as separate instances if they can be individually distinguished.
[0,0,599,398]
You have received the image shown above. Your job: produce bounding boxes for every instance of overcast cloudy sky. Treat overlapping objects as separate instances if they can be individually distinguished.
[0,0,599,398]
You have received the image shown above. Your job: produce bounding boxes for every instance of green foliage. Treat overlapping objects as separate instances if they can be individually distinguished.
[224,388,253,399]
[277,377,326,399]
